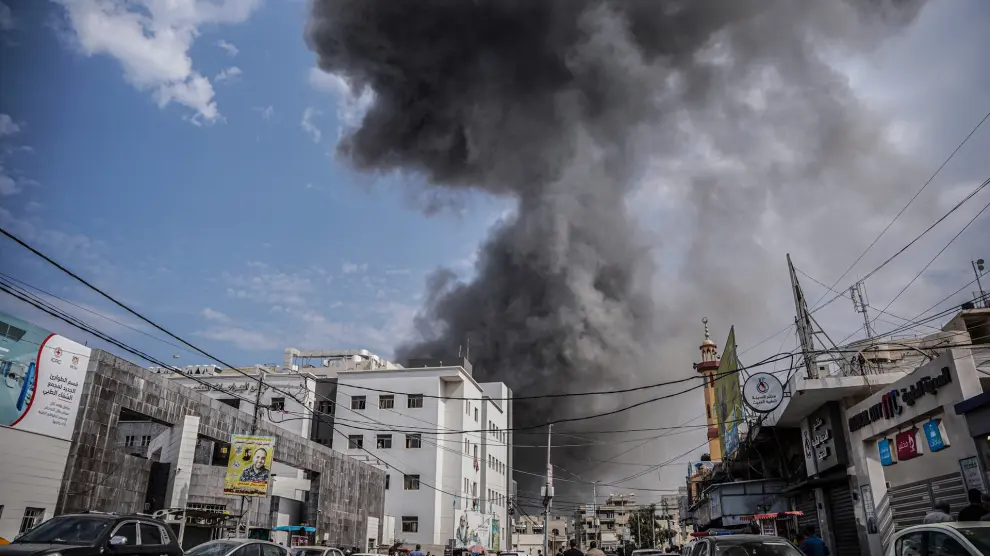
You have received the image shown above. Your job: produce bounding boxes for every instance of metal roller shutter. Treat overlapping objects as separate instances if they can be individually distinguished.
[793,491,818,533]
[826,483,861,556]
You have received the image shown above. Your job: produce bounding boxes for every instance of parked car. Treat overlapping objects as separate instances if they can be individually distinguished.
[291,546,345,556]
[886,522,990,556]
[0,512,182,556]
[684,534,801,556]
[186,539,290,556]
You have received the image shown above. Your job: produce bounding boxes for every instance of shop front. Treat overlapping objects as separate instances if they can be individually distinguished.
[846,348,983,556]
[790,401,862,556]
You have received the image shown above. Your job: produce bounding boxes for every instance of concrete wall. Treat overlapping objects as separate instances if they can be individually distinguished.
[58,350,386,548]
[0,426,71,542]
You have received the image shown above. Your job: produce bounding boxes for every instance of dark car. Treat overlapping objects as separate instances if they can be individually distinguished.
[0,512,182,556]
[686,534,802,556]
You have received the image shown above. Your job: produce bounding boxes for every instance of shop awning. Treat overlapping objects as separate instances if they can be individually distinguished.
[273,526,316,532]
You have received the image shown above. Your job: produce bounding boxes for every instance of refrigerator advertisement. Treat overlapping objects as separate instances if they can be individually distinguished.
[1,311,92,440]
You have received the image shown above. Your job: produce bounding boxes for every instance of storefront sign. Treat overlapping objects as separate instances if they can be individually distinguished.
[848,366,954,432]
[923,419,949,452]
[742,372,784,413]
[802,402,848,475]
[860,485,878,534]
[878,439,896,466]
[959,456,986,493]
[902,367,952,406]
[895,429,922,461]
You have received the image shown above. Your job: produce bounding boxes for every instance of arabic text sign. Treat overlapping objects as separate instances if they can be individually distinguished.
[224,434,275,496]
[1,311,92,441]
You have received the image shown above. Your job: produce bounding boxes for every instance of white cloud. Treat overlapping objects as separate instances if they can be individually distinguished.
[341,261,367,274]
[54,0,261,124]
[215,38,238,57]
[255,105,274,120]
[0,1,13,31]
[301,107,322,143]
[201,307,232,323]
[214,66,242,83]
[0,113,19,136]
[0,164,19,196]
[198,326,280,351]
[307,67,374,128]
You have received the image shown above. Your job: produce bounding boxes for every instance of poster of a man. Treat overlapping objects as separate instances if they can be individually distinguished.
[224,434,275,496]
[239,446,271,482]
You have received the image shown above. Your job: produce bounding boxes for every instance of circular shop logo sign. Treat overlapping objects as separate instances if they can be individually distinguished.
[743,372,784,413]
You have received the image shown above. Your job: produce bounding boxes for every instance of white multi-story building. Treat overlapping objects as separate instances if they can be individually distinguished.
[331,358,513,553]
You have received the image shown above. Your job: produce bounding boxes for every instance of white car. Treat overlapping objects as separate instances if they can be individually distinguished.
[886,522,990,556]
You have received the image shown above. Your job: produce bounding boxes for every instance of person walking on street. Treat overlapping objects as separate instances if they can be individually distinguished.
[959,489,987,521]
[924,501,954,523]
[798,525,830,556]
[563,540,584,556]
[585,541,605,556]
[410,545,426,556]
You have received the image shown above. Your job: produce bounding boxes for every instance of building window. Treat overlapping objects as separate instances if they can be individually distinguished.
[465,400,470,415]
[20,508,44,534]
[271,397,285,411]
[348,435,364,449]
[464,438,470,454]
[474,407,479,422]
[379,395,394,409]
[351,396,367,410]
[706,404,712,419]
[385,475,390,490]
[404,474,421,490]
[317,400,333,414]
[401,516,419,533]
[464,478,470,493]
[406,434,422,449]
[377,434,392,449]
[125,435,135,447]
[218,398,240,409]
[474,445,478,459]
[141,435,152,447]
[407,394,424,409]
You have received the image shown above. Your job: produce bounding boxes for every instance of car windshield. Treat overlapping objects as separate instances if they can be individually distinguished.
[958,527,990,553]
[187,541,244,556]
[633,551,669,556]
[292,549,325,556]
[716,540,803,556]
[14,516,113,545]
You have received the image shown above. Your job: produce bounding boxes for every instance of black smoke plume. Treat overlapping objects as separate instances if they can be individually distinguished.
[305,0,925,491]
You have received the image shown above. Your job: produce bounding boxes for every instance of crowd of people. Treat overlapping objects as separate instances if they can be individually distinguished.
[924,489,990,523]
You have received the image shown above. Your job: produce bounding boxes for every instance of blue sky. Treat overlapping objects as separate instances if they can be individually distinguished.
[0,0,508,365]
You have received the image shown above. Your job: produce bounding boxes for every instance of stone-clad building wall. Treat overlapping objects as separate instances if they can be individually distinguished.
[57,350,385,547]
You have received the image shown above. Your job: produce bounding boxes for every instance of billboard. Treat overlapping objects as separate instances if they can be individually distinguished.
[714,326,742,457]
[224,434,275,496]
[0,311,92,441]
[454,510,498,551]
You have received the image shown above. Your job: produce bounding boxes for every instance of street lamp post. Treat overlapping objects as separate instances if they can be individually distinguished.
[974,259,986,306]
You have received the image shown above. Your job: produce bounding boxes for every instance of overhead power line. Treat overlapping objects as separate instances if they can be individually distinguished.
[809,108,990,312]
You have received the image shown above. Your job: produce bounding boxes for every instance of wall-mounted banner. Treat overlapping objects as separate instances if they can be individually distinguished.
[860,485,878,534]
[0,311,92,441]
[923,419,949,452]
[878,438,896,466]
[960,456,985,493]
[742,372,784,413]
[895,429,922,461]
[224,434,275,496]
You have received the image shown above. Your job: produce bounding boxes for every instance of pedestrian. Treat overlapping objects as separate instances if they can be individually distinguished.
[538,550,543,556]
[411,545,427,556]
[586,541,605,556]
[563,540,583,556]
[924,501,954,523]
[797,525,829,556]
[958,489,987,521]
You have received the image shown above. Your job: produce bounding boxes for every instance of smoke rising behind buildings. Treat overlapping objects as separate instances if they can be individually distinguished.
[305,0,929,486]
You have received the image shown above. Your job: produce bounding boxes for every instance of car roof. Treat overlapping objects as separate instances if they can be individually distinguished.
[897,522,990,533]
[713,535,792,543]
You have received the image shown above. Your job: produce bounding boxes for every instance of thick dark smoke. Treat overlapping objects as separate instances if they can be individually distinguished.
[305,0,925,491]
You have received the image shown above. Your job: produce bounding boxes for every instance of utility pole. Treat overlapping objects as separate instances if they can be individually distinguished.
[974,258,986,306]
[650,505,655,549]
[787,254,818,378]
[850,281,875,340]
[239,370,266,537]
[543,424,553,556]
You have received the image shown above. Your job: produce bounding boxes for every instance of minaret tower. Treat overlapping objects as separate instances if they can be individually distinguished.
[693,317,722,461]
